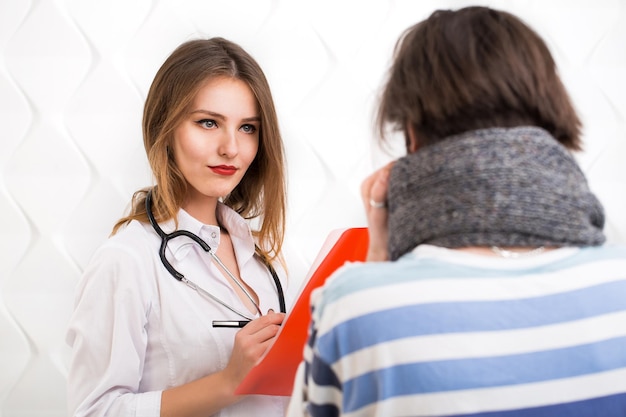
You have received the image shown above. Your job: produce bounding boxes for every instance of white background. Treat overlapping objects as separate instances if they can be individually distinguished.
[1,0,625,415]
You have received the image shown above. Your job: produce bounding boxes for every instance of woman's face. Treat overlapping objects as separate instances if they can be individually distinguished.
[173,76,260,210]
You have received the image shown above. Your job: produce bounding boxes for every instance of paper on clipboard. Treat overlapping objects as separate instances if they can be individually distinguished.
[234,227,369,396]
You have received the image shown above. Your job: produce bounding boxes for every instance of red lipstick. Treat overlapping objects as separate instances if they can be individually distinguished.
[210,165,237,176]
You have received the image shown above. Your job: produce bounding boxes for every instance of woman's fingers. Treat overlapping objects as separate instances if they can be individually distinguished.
[225,312,285,385]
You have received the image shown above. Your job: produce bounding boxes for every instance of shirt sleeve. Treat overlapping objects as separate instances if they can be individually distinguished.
[66,241,161,417]
[287,288,343,417]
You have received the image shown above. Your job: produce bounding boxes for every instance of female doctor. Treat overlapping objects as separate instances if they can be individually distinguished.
[66,37,292,417]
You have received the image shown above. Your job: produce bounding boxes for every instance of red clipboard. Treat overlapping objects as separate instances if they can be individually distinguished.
[235,227,369,396]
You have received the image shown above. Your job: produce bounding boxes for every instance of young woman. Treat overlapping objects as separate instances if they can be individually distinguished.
[67,38,292,417]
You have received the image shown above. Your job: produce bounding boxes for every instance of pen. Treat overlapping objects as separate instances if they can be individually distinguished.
[212,320,250,328]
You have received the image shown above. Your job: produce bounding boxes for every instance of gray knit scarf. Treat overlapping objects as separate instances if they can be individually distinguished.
[387,126,606,261]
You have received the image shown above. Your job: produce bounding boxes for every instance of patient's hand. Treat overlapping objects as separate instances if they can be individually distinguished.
[360,162,393,262]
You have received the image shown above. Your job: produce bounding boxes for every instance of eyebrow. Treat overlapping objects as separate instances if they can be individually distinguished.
[190,110,261,123]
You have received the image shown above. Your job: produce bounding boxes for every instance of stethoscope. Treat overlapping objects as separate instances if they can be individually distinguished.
[145,189,286,328]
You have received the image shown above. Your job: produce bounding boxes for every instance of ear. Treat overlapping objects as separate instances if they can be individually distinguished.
[405,123,419,153]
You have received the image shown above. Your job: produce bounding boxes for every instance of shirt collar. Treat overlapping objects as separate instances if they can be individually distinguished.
[160,202,256,263]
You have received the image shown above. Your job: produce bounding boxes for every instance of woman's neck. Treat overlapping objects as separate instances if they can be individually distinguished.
[181,195,220,226]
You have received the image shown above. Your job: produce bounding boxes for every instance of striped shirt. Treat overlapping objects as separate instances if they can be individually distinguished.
[288,244,626,417]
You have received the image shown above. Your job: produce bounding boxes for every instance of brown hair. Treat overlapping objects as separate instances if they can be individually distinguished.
[112,38,286,261]
[377,6,582,151]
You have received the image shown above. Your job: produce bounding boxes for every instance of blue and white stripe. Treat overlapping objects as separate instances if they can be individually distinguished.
[298,245,626,416]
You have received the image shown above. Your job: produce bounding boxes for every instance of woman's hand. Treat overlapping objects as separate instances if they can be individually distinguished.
[360,162,394,262]
[222,311,285,388]
[160,311,285,417]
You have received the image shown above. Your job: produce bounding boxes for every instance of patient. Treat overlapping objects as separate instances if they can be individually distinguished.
[287,6,626,416]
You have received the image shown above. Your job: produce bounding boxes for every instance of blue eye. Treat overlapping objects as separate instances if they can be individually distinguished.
[197,119,217,129]
[241,124,257,134]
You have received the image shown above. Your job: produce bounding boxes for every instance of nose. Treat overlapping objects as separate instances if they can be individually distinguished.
[218,129,238,158]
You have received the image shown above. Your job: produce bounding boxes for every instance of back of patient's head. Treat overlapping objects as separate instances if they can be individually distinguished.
[377,6,582,151]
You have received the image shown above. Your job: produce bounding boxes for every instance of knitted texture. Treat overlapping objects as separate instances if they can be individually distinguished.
[387,127,606,261]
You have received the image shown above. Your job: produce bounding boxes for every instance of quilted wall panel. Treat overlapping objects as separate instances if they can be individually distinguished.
[0,0,624,415]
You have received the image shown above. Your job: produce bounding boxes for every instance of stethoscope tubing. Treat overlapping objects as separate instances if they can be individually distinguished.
[145,189,286,320]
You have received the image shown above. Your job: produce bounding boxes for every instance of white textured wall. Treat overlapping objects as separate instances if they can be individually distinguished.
[1,0,625,415]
